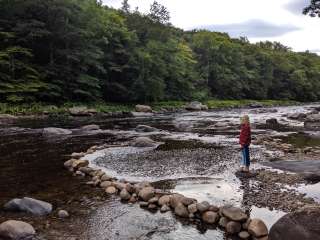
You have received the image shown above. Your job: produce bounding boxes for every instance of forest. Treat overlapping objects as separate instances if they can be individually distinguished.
[1,0,320,104]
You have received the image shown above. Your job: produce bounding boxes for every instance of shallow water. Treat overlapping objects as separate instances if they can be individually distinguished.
[1,104,319,239]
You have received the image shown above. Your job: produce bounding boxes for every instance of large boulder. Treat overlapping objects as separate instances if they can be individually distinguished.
[185,101,208,111]
[221,205,248,222]
[69,106,96,116]
[4,197,52,216]
[174,203,189,218]
[202,211,219,224]
[304,114,320,130]
[135,125,159,133]
[131,137,158,147]
[43,127,72,135]
[248,219,268,238]
[138,187,155,202]
[0,220,35,240]
[169,194,185,209]
[269,207,320,240]
[135,105,152,113]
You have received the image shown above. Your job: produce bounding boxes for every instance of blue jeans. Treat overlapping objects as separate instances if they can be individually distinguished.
[241,145,250,167]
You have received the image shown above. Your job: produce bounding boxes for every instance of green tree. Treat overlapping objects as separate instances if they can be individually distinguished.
[304,0,320,17]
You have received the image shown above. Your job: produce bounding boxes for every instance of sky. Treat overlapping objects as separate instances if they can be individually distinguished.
[103,0,320,54]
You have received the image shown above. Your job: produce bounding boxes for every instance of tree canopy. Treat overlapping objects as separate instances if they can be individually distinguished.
[1,0,320,104]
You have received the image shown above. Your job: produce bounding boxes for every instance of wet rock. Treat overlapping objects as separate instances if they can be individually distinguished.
[158,195,171,206]
[58,210,69,218]
[100,174,113,182]
[174,203,189,218]
[266,118,278,125]
[81,124,100,131]
[129,196,138,203]
[77,166,92,173]
[71,152,86,159]
[169,194,185,209]
[185,101,208,111]
[113,182,127,191]
[226,221,242,234]
[219,217,229,228]
[69,106,96,116]
[71,159,89,169]
[239,231,250,239]
[288,113,307,120]
[209,205,219,212]
[305,113,320,130]
[196,201,210,213]
[75,170,85,177]
[131,137,158,147]
[269,207,320,240]
[64,159,75,169]
[138,187,155,202]
[135,105,152,113]
[0,220,35,240]
[125,183,135,194]
[181,197,196,206]
[120,189,131,201]
[135,125,159,132]
[105,186,117,194]
[242,218,251,230]
[188,203,198,214]
[301,172,320,182]
[221,205,248,222]
[139,202,149,208]
[202,211,219,224]
[148,204,157,210]
[250,108,278,114]
[4,197,52,216]
[43,127,72,135]
[248,219,268,238]
[160,205,170,213]
[148,197,159,204]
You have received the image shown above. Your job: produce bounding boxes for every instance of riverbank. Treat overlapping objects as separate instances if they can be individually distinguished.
[0,99,298,116]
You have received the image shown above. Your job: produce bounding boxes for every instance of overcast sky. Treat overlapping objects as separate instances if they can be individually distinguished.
[103,0,320,54]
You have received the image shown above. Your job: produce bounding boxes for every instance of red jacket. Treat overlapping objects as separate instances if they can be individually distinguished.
[239,123,251,147]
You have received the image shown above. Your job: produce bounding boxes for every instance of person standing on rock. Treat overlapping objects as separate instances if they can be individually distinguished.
[239,115,251,172]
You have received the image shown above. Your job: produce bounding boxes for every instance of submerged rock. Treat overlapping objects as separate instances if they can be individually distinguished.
[43,127,72,135]
[4,197,52,216]
[269,207,320,240]
[0,220,35,240]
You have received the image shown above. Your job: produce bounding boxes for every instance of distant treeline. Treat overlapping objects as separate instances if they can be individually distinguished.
[1,0,320,103]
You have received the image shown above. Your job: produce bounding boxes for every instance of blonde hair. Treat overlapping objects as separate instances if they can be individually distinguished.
[241,115,250,124]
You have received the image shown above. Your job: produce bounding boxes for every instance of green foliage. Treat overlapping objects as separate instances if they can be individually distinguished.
[304,0,320,17]
[0,0,320,105]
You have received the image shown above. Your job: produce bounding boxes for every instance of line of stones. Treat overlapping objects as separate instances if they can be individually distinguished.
[64,145,269,240]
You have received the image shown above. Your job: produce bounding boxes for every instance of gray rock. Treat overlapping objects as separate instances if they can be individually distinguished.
[202,211,219,224]
[43,127,72,135]
[221,205,248,222]
[0,220,35,240]
[160,205,170,213]
[81,124,100,131]
[269,207,320,240]
[239,231,250,239]
[58,210,69,218]
[69,106,96,116]
[185,101,208,111]
[174,203,189,218]
[188,203,198,214]
[288,113,307,120]
[120,189,131,201]
[135,105,152,113]
[138,187,155,202]
[135,125,159,132]
[169,194,185,209]
[219,217,229,228]
[158,195,171,206]
[131,137,158,147]
[4,197,52,216]
[248,219,268,238]
[226,221,242,234]
[197,201,210,213]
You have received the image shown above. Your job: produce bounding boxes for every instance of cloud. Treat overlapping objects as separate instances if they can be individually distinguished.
[195,19,301,38]
[284,0,309,15]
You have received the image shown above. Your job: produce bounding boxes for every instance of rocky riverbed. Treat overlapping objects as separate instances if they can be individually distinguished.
[0,104,320,239]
